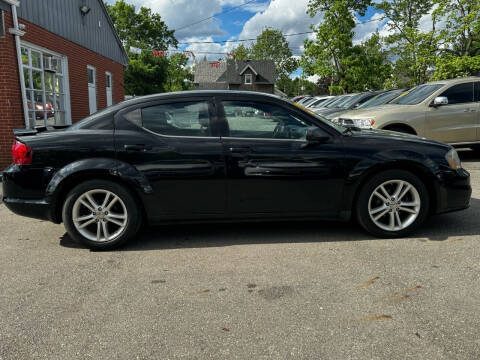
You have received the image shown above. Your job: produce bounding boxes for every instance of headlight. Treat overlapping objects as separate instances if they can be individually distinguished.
[334,117,375,128]
[445,149,462,169]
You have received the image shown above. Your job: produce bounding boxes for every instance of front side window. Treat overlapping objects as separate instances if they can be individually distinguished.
[141,101,212,137]
[475,82,480,102]
[439,82,474,105]
[391,84,443,105]
[21,44,69,127]
[222,101,313,140]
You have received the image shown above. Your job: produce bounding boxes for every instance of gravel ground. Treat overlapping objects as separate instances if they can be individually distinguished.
[1,151,479,360]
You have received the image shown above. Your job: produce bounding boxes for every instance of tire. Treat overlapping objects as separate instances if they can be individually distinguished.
[356,170,429,238]
[62,180,142,250]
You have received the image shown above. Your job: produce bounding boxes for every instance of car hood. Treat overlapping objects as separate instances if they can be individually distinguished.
[338,104,407,119]
[349,128,450,149]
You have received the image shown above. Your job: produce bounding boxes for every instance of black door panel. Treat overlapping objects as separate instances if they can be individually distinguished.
[114,98,226,220]
[222,138,345,215]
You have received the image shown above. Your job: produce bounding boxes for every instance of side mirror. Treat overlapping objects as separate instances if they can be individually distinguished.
[431,96,448,107]
[303,127,330,148]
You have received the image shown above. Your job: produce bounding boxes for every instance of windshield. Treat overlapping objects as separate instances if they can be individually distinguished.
[290,100,347,133]
[326,95,348,108]
[338,94,363,109]
[357,89,405,109]
[317,97,337,108]
[309,98,330,107]
[390,84,443,105]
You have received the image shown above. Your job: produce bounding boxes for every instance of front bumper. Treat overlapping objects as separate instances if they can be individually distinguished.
[435,168,471,214]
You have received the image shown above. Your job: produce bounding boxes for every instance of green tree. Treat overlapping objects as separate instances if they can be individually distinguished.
[105,0,180,95]
[249,28,298,81]
[105,0,177,52]
[164,53,194,92]
[431,0,480,79]
[302,0,389,93]
[230,44,250,60]
[124,52,168,95]
[376,0,440,86]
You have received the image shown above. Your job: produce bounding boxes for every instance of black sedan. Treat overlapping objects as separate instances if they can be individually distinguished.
[2,91,471,249]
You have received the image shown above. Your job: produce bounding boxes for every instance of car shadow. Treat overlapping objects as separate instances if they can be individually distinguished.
[59,197,480,251]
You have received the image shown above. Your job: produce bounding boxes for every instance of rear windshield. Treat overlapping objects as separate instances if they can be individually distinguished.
[390,84,443,105]
[67,103,124,130]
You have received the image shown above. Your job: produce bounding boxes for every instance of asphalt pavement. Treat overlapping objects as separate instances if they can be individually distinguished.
[1,150,479,359]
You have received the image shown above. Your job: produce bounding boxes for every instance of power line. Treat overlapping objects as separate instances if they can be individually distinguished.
[177,31,315,45]
[175,17,387,45]
[174,0,258,32]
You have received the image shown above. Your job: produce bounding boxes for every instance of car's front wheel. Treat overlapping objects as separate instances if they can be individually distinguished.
[62,180,141,250]
[356,170,429,238]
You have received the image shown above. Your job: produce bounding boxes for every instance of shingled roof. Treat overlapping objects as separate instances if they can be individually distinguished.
[194,59,275,85]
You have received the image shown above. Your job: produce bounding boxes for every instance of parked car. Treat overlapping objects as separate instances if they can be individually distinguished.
[321,91,386,119]
[297,96,314,105]
[333,77,480,149]
[292,95,310,102]
[3,90,471,249]
[306,96,335,109]
[356,89,409,109]
[27,99,54,119]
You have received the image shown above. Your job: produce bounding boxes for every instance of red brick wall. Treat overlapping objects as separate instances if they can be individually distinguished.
[0,11,125,168]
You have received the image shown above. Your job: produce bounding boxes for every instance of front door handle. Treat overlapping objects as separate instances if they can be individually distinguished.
[463,109,476,112]
[229,146,250,153]
[124,144,152,151]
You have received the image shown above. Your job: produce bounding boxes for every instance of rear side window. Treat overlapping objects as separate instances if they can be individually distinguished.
[439,82,474,104]
[475,82,480,102]
[141,101,212,137]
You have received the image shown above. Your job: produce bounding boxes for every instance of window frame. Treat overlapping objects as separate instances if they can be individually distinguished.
[117,97,221,139]
[244,73,253,85]
[20,41,72,127]
[215,95,340,141]
[437,82,474,105]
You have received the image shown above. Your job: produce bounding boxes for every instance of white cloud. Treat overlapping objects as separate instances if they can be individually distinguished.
[127,0,226,39]
[353,12,388,44]
[237,0,322,55]
[184,36,237,61]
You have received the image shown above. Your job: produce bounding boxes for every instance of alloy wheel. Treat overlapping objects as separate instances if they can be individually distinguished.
[368,180,421,232]
[72,189,128,242]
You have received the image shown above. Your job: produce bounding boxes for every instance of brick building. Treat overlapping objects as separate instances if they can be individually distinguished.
[0,0,128,168]
[194,59,275,94]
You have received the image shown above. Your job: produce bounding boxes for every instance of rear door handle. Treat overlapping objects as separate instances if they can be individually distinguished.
[124,144,152,151]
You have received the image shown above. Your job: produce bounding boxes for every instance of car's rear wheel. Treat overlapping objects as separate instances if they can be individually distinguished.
[62,180,141,250]
[356,170,429,238]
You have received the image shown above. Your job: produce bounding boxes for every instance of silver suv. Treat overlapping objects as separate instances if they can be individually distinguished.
[334,77,480,148]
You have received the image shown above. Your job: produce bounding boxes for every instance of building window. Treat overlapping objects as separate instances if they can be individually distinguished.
[0,11,5,37]
[245,73,253,85]
[20,43,70,127]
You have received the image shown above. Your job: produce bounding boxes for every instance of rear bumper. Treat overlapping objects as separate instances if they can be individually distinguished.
[3,197,54,222]
[435,168,471,214]
[2,165,56,222]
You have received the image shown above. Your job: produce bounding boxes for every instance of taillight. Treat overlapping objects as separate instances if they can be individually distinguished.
[12,140,33,165]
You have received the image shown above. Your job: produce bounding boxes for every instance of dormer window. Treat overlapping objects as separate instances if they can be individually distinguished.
[245,73,252,85]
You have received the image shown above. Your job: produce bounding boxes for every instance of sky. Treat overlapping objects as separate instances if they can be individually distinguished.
[104,0,438,79]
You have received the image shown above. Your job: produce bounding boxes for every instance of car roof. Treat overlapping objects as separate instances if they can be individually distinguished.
[426,76,480,86]
[120,90,285,107]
